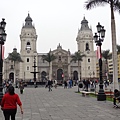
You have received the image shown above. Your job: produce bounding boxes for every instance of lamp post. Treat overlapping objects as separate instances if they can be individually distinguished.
[93,71,95,86]
[0,18,7,102]
[94,22,106,101]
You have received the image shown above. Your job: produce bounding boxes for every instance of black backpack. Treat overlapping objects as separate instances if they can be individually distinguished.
[79,83,83,88]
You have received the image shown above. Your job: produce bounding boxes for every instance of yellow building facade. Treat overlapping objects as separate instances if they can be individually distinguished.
[108,54,120,80]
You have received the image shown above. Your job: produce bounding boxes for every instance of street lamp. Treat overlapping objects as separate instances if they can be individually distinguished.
[94,22,106,101]
[0,18,7,102]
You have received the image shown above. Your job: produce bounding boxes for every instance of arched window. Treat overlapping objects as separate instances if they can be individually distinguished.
[27,66,29,70]
[59,56,61,61]
[86,43,89,51]
[88,58,90,62]
[27,42,30,45]
[88,66,90,70]
[26,42,31,50]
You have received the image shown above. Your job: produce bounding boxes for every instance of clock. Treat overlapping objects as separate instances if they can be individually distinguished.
[27,50,30,53]
[87,51,90,54]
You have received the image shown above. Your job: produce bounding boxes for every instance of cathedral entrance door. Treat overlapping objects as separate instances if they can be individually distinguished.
[57,69,63,81]
[9,72,14,82]
[41,71,47,82]
[73,71,78,80]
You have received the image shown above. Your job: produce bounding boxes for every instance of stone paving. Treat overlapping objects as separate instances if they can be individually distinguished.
[0,86,120,120]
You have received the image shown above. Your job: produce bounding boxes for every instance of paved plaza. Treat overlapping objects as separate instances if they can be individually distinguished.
[0,86,120,120]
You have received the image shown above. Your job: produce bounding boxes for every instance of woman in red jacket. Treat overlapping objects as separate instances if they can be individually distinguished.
[1,86,23,120]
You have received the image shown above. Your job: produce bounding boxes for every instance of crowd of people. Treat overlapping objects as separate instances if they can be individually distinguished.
[0,77,119,120]
[44,78,99,92]
[1,80,23,120]
[3,79,24,95]
[45,79,58,91]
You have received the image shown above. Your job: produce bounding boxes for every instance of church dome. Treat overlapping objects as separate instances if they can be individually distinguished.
[81,17,88,24]
[25,13,32,22]
[76,17,92,40]
[13,48,17,51]
[24,13,33,28]
[13,48,17,52]
[79,16,91,31]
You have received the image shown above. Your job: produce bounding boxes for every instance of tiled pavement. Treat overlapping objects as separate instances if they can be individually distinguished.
[0,86,120,120]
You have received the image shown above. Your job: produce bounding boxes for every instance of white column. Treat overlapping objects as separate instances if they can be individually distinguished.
[68,56,71,78]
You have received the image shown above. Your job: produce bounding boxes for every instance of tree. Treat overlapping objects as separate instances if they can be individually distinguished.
[71,51,86,81]
[102,49,112,79]
[42,50,56,80]
[8,48,23,84]
[85,0,120,90]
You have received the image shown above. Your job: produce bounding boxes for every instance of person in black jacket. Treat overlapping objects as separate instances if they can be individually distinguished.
[48,80,53,91]
[19,82,24,94]
[64,80,67,89]
[113,89,120,108]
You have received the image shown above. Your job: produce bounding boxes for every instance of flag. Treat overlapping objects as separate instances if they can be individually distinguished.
[105,72,107,76]
[0,45,1,60]
[96,46,102,59]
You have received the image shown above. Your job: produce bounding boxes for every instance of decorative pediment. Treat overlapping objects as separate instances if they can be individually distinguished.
[52,49,68,56]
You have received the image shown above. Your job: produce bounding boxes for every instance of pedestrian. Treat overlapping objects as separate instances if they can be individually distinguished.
[5,82,10,94]
[1,86,23,120]
[19,82,24,94]
[113,89,120,108]
[34,81,37,88]
[48,80,52,91]
[54,80,57,89]
[64,80,67,89]
[45,80,48,88]
[83,79,86,90]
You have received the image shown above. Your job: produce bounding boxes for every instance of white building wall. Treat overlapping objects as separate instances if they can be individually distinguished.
[19,14,38,81]
[76,17,97,80]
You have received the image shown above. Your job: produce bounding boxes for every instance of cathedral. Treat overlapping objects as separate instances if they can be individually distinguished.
[3,14,97,83]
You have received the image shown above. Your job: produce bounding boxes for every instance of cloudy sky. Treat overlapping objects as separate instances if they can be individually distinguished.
[1,0,120,57]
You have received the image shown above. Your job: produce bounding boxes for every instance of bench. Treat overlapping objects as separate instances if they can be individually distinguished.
[80,91,91,97]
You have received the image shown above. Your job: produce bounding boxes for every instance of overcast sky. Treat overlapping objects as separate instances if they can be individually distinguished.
[1,0,120,57]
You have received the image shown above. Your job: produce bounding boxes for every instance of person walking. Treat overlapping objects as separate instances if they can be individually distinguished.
[1,86,23,120]
[5,82,10,94]
[54,80,57,89]
[48,80,52,91]
[64,80,67,89]
[19,82,24,94]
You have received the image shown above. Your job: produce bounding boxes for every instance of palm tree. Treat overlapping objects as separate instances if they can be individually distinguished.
[8,48,23,84]
[85,0,120,90]
[71,51,86,81]
[42,50,56,80]
[102,49,112,79]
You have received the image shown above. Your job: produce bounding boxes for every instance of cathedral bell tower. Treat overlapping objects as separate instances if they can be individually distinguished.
[76,17,96,80]
[19,13,38,81]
